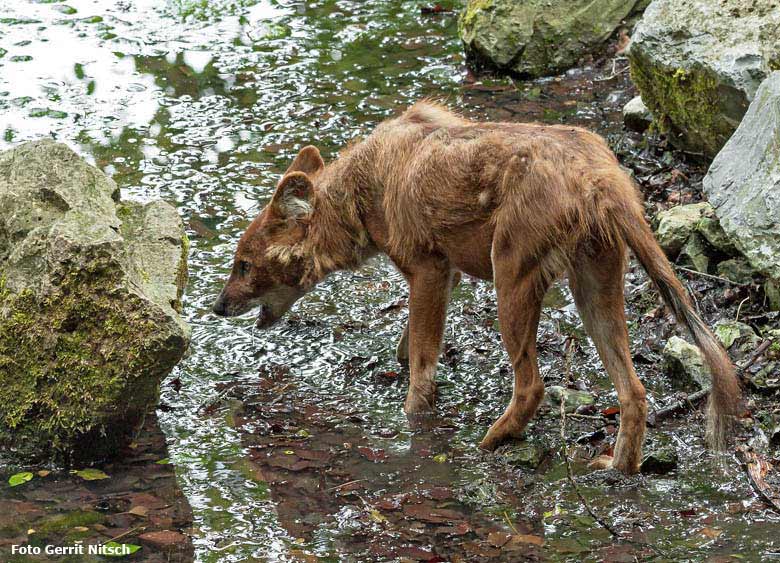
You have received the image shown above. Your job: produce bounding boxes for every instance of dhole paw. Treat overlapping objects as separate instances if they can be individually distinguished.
[403,391,435,415]
[478,426,519,451]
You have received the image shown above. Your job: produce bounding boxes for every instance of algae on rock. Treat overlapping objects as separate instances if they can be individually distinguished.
[0,139,190,464]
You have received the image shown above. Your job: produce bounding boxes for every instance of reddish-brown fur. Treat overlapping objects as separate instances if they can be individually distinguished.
[213,101,741,473]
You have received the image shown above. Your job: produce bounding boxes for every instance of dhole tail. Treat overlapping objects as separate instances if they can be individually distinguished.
[615,199,741,451]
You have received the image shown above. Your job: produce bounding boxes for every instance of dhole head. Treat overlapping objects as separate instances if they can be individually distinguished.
[212,145,324,328]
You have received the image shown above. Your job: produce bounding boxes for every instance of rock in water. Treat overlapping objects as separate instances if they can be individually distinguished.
[0,140,190,463]
[459,0,648,78]
[628,0,780,158]
[704,72,780,294]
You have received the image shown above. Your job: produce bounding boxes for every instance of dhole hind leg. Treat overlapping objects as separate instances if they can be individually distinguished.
[569,243,647,474]
[479,260,552,451]
[403,262,458,414]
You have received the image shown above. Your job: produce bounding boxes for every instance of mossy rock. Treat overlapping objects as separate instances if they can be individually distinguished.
[459,0,648,78]
[0,140,190,464]
[628,0,780,157]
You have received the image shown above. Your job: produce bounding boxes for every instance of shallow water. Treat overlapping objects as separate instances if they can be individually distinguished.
[2,0,778,560]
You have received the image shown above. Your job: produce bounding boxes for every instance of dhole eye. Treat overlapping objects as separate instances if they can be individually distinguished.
[238,260,251,277]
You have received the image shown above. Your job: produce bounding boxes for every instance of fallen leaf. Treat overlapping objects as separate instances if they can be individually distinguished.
[37,470,51,477]
[507,534,544,547]
[155,458,170,465]
[102,542,142,557]
[127,506,149,517]
[487,531,511,547]
[8,472,34,487]
[433,453,447,463]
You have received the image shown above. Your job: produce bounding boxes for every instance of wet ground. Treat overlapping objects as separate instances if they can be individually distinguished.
[1,0,779,561]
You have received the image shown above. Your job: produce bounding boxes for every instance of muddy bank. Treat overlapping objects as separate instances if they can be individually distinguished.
[0,412,194,562]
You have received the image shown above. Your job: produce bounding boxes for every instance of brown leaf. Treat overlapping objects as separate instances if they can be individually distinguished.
[507,534,544,547]
[487,531,511,547]
[403,503,465,524]
[127,505,149,518]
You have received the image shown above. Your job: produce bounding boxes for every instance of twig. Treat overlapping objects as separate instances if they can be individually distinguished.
[674,265,743,286]
[503,510,520,535]
[102,525,145,545]
[558,338,621,538]
[568,413,607,422]
[647,388,710,426]
[327,479,366,492]
[735,296,750,322]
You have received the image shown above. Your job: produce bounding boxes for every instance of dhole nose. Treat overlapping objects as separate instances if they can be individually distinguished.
[212,297,228,316]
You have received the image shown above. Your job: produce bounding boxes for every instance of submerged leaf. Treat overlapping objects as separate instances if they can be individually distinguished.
[75,468,109,481]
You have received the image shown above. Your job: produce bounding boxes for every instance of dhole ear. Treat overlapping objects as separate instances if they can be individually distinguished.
[272,171,314,219]
[285,145,324,176]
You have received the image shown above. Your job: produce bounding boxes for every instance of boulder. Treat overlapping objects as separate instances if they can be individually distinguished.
[459,0,648,78]
[628,0,780,157]
[0,140,190,463]
[703,72,780,300]
[623,96,653,132]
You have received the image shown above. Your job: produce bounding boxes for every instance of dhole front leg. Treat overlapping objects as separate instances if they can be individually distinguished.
[396,271,461,363]
[402,262,456,414]
[480,259,551,450]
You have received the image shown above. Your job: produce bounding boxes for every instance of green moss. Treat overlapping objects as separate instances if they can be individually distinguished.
[459,0,493,30]
[0,259,182,464]
[629,47,742,157]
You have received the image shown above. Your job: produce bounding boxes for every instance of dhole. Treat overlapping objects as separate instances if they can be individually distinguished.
[213,101,740,474]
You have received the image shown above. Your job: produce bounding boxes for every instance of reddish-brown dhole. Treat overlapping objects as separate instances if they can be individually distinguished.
[213,101,740,474]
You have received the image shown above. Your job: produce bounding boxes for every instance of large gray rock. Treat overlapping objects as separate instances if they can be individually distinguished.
[459,0,648,78]
[628,0,780,157]
[704,72,780,290]
[0,139,190,463]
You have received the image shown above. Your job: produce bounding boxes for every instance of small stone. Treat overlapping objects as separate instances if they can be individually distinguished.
[654,203,712,256]
[499,441,547,468]
[623,96,653,132]
[546,385,595,412]
[662,336,710,389]
[713,321,759,352]
[641,444,679,474]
